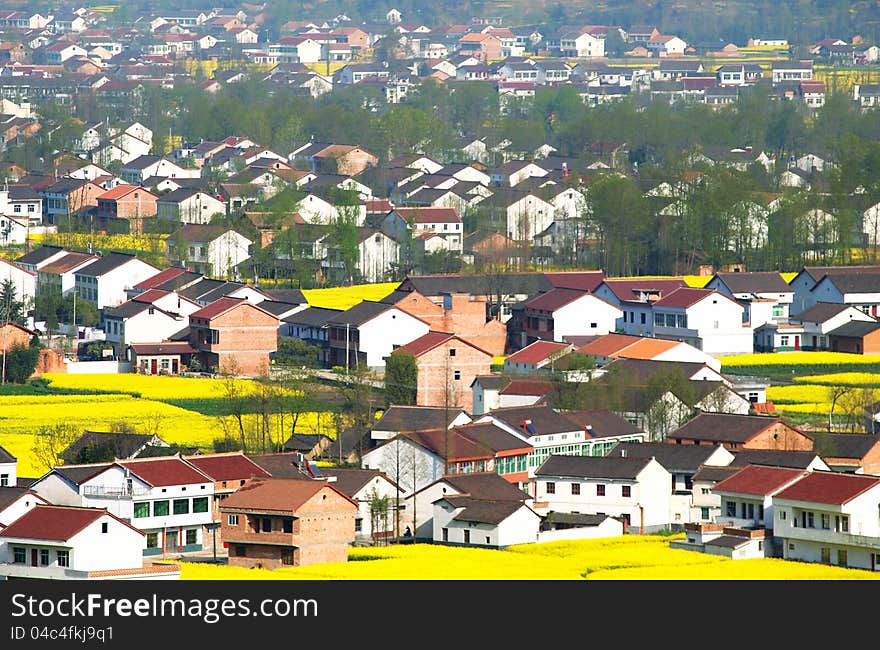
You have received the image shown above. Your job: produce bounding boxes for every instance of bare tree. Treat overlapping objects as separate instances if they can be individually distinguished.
[31,422,80,471]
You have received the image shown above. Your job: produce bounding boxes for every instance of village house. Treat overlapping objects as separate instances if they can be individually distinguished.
[280,306,342,366]
[157,189,228,225]
[188,297,279,376]
[73,252,160,310]
[668,412,814,451]
[813,432,880,474]
[0,504,180,580]
[165,224,253,278]
[0,485,48,528]
[433,488,542,548]
[95,184,158,234]
[504,340,575,374]
[119,156,201,185]
[519,288,623,347]
[58,431,171,465]
[757,302,876,352]
[35,250,98,300]
[220,477,358,569]
[102,290,199,363]
[0,257,35,312]
[469,376,554,416]
[318,467,402,543]
[40,177,105,224]
[705,271,794,329]
[393,331,494,413]
[370,405,472,443]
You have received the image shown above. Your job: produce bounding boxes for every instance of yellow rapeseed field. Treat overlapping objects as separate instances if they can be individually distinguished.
[33,233,168,256]
[794,373,880,387]
[302,282,400,310]
[40,372,274,400]
[721,352,880,367]
[175,537,880,580]
[766,384,839,404]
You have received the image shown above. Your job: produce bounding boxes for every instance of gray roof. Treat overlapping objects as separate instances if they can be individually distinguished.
[52,463,113,486]
[561,409,643,438]
[827,321,880,338]
[153,270,204,292]
[245,452,314,479]
[692,464,741,483]
[443,495,529,525]
[486,404,583,436]
[318,468,393,497]
[280,433,330,453]
[177,278,228,300]
[59,431,160,464]
[470,374,512,390]
[790,301,853,323]
[251,300,300,317]
[398,272,555,298]
[813,270,880,294]
[264,288,306,304]
[534,454,654,479]
[671,413,787,444]
[15,245,65,265]
[810,432,880,459]
[75,252,147,277]
[103,300,153,319]
[0,443,15,463]
[123,154,162,170]
[730,449,822,469]
[712,271,792,294]
[705,534,752,549]
[373,405,466,432]
[606,442,722,471]
[282,306,343,327]
[431,472,530,501]
[326,300,394,327]
[542,512,611,527]
[0,487,33,511]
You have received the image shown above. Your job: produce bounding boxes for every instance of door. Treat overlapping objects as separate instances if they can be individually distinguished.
[165,530,178,552]
[794,335,800,351]
[172,359,179,374]
[30,549,37,567]
[150,359,158,374]
[812,335,817,349]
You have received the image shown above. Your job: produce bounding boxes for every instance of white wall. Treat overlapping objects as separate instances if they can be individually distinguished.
[432,501,540,547]
[94,259,159,309]
[30,472,83,506]
[0,491,45,527]
[361,438,444,494]
[552,295,622,341]
[68,516,146,571]
[207,232,251,278]
[359,309,430,368]
[536,517,623,542]
[0,461,16,489]
[352,476,403,540]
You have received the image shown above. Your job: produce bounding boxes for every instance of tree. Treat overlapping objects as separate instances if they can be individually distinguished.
[3,342,40,384]
[216,358,251,451]
[384,349,418,407]
[0,279,26,325]
[366,487,391,545]
[31,422,80,472]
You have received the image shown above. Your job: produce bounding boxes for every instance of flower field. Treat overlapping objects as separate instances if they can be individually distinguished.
[174,536,880,580]
[793,373,880,387]
[39,373,274,401]
[302,282,399,310]
[721,352,880,380]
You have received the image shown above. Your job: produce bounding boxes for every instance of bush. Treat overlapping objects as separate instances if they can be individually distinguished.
[2,343,41,384]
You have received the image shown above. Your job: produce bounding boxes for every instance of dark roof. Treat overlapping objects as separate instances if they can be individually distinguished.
[606,442,724,470]
[183,453,272,482]
[103,300,153,319]
[256,300,303,316]
[76,252,152,277]
[827,321,880,338]
[152,270,204,292]
[712,271,792,294]
[264,288,307,304]
[810,432,880,459]
[177,277,228,300]
[398,272,555,298]
[561,409,642,438]
[730,449,823,469]
[602,358,718,385]
[0,443,15,463]
[281,433,331,452]
[814,270,880,294]
[485,404,582,436]
[671,413,795,444]
[542,511,613,527]
[0,486,35,511]
[373,405,466,432]
[471,375,512,390]
[326,300,395,327]
[59,431,162,464]
[52,463,113,486]
[523,287,590,312]
[15,245,64,266]
[282,306,344,327]
[534,454,655,479]
[429,472,530,501]
[705,535,753,549]
[692,464,741,483]
[443,496,528,525]
[245,452,314,479]
[318,468,395,497]
[451,422,533,453]
[790,301,854,323]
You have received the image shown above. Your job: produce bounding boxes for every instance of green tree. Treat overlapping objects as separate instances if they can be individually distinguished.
[3,342,40,384]
[0,279,26,325]
[384,349,418,407]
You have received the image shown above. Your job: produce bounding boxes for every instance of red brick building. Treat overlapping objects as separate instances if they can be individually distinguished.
[96,185,158,234]
[188,297,279,376]
[0,321,35,352]
[668,413,814,451]
[395,331,493,413]
[220,477,358,569]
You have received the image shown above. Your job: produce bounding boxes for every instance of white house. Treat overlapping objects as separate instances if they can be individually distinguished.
[0,256,35,307]
[166,225,252,279]
[0,445,17,489]
[532,454,672,533]
[102,293,196,359]
[73,252,160,309]
[433,494,542,548]
[503,340,575,374]
[29,457,215,557]
[390,206,464,253]
[559,28,606,58]
[157,190,228,225]
[354,228,399,283]
[481,190,555,242]
[326,300,430,369]
[319,468,403,542]
[521,288,623,344]
[705,271,795,329]
[0,504,180,580]
[0,487,48,528]
[361,434,445,495]
[120,156,201,184]
[772,471,880,571]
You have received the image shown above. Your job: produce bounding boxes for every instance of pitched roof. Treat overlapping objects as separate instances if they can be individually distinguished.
[0,443,15,463]
[318,468,397,497]
[542,271,606,292]
[59,431,160,463]
[183,452,272,482]
[15,245,65,266]
[51,463,113,486]
[118,457,211,487]
[810,432,880,459]
[499,379,554,397]
[76,251,155,277]
[711,464,807,496]
[523,287,594,312]
[97,184,155,201]
[827,321,880,338]
[671,413,793,443]
[730,449,823,469]
[576,333,645,357]
[399,331,492,358]
[561,409,643,438]
[692,464,741,483]
[790,301,855,323]
[425,472,530,501]
[190,297,274,321]
[450,422,533,453]
[39,252,97,274]
[776,470,880,505]
[373,405,466,432]
[392,206,461,223]
[325,300,398,327]
[220,477,357,511]
[0,504,142,541]
[712,271,792,294]
[132,266,187,290]
[282,306,343,327]
[244,452,314,479]
[606,441,723,470]
[534,454,656,479]
[598,278,688,302]
[443,496,529,525]
[505,340,572,365]
[484,404,583,436]
[653,287,731,309]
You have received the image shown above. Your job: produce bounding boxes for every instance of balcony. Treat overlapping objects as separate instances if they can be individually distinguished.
[776,520,880,549]
[82,485,150,499]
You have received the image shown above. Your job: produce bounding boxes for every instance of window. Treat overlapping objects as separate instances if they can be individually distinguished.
[821,547,831,563]
[134,502,150,518]
[622,485,631,498]
[57,550,69,567]
[546,482,555,494]
[838,549,848,567]
[282,518,293,534]
[13,547,25,563]
[442,528,448,542]
[571,483,580,495]
[234,545,245,557]
[726,501,736,517]
[596,484,606,497]
[354,519,362,532]
[780,510,786,520]
[153,500,169,517]
[821,513,830,529]
[101,522,108,534]
[449,348,456,357]
[261,517,272,532]
[0,473,7,487]
[185,529,197,546]
[281,549,295,565]
[454,370,461,381]
[192,497,209,513]
[700,507,710,520]
[781,335,789,346]
[39,549,49,566]
[464,529,470,544]
[146,533,158,548]
[227,514,239,526]
[173,499,189,515]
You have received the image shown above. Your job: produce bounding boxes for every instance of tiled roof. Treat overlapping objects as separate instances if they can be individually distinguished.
[318,468,395,497]
[597,278,687,302]
[425,472,530,501]
[774,470,880,505]
[130,342,197,355]
[711,464,807,496]
[607,442,722,470]
[77,252,155,278]
[653,287,729,309]
[184,452,272,482]
[373,405,467,432]
[392,206,460,223]
[505,340,572,365]
[245,453,314,480]
[562,409,642,438]
[59,431,157,464]
[542,271,606,292]
[730,449,823,469]
[524,287,591,312]
[826,321,880,338]
[220,477,357,511]
[119,457,211,487]
[671,412,790,443]
[534,454,654,479]
[712,271,792,294]
[0,504,138,541]
[790,301,854,323]
[810,432,880,459]
[97,184,154,201]
[0,443,15,463]
[576,333,644,357]
[52,463,113,486]
[612,337,680,360]
[0,487,39,511]
[444,496,528,525]
[484,404,583,436]
[499,379,553,396]
[190,296,245,320]
[326,300,396,327]
[39,252,97,274]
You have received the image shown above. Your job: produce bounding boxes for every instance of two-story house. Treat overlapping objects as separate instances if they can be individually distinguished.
[669,412,815,451]
[73,252,160,309]
[95,184,158,234]
[705,271,794,329]
[157,189,228,226]
[165,224,252,278]
[519,288,623,346]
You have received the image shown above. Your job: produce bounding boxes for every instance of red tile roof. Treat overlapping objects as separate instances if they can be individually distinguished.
[400,331,492,358]
[393,206,461,223]
[131,288,170,304]
[506,340,572,365]
[524,287,590,312]
[190,296,245,319]
[711,465,807,496]
[97,184,155,201]
[220,477,358,511]
[544,271,605,292]
[653,287,718,308]
[119,457,211,487]
[132,266,187,290]
[0,505,143,541]
[184,452,272,482]
[599,278,687,302]
[577,333,643,357]
[774,471,880,505]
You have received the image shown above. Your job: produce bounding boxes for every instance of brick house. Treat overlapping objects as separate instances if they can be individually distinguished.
[95,184,158,234]
[220,477,358,569]
[188,297,279,376]
[0,321,35,352]
[310,144,378,176]
[668,413,814,451]
[394,331,493,413]
[827,321,880,354]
